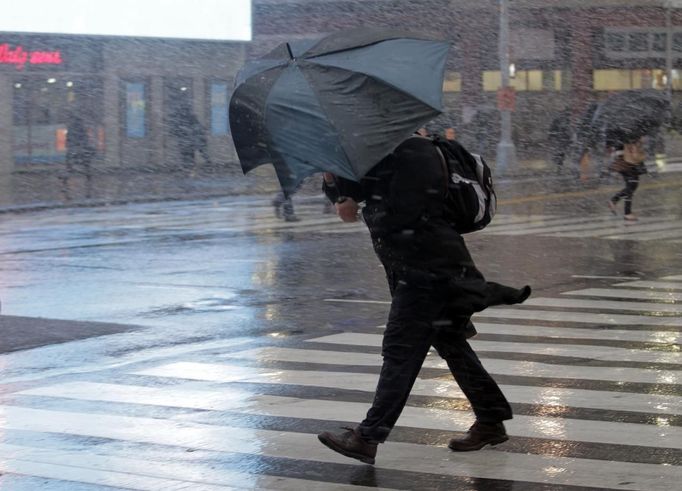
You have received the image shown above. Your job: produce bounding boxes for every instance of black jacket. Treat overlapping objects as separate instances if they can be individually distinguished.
[324,136,530,315]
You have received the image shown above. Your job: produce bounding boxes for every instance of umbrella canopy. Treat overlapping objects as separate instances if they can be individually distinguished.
[591,90,670,145]
[229,28,450,193]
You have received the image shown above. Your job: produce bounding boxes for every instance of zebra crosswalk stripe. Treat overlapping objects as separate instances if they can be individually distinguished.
[475,307,682,326]
[14,382,679,448]
[216,346,678,384]
[0,406,677,490]
[616,280,682,290]
[563,288,682,301]
[5,202,680,244]
[522,296,682,313]
[472,321,676,343]
[478,211,681,243]
[132,361,680,415]
[1,274,680,489]
[0,443,381,491]
[605,226,682,241]
[306,332,681,364]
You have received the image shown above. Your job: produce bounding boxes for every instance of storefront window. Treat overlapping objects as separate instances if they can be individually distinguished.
[527,71,543,91]
[605,32,626,52]
[604,29,678,58]
[652,33,667,52]
[210,82,229,135]
[482,70,545,92]
[673,33,682,52]
[594,69,635,90]
[12,77,103,165]
[482,71,498,91]
[125,82,146,138]
[553,70,563,91]
[593,69,668,91]
[628,32,649,52]
[443,72,461,92]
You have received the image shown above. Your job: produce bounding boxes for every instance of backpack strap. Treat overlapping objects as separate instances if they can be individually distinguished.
[408,134,450,197]
[433,143,450,198]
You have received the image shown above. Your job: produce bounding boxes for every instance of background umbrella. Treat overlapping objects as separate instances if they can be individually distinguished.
[591,89,671,146]
[229,28,450,194]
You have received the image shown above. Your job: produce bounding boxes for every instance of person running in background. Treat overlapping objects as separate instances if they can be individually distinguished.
[608,136,648,222]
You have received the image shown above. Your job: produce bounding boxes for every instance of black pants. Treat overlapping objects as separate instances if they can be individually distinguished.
[272,191,295,217]
[550,146,566,167]
[358,271,512,443]
[611,172,640,215]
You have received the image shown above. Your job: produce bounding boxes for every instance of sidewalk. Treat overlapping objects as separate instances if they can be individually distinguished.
[1,156,680,214]
[0,315,138,354]
[0,164,282,214]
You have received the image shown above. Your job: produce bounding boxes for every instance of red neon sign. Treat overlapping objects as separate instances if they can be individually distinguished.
[0,43,63,70]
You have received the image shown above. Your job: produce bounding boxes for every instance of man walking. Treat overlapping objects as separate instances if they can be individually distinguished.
[547,108,572,171]
[318,135,531,465]
[169,104,212,174]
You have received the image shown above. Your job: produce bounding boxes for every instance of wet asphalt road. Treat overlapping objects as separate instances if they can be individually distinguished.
[0,173,681,490]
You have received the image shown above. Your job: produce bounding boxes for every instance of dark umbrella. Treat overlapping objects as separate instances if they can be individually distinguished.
[229,28,450,193]
[591,90,670,145]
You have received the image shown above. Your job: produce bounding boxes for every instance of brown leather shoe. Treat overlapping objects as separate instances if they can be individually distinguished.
[448,421,509,452]
[318,426,378,464]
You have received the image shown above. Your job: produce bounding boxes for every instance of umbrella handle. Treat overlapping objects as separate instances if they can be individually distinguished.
[322,172,342,204]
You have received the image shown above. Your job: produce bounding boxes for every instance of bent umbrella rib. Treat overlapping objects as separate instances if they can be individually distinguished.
[303,38,449,111]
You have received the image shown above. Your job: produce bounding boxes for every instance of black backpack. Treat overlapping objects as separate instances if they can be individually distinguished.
[431,136,497,234]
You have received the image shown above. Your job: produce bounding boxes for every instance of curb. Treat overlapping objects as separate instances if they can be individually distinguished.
[2,161,681,215]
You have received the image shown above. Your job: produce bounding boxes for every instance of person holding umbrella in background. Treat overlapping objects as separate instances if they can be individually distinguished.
[599,90,668,221]
[581,89,669,181]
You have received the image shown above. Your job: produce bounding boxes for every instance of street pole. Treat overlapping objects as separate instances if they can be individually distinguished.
[666,2,673,101]
[496,0,517,176]
[663,1,676,171]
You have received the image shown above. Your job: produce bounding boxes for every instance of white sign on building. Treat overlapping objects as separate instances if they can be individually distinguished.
[0,0,252,41]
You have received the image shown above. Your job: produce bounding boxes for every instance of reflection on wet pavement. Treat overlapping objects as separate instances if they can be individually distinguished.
[0,199,680,489]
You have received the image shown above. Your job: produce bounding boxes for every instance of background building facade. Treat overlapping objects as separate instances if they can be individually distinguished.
[1,0,680,176]
[253,0,682,159]
[0,35,245,175]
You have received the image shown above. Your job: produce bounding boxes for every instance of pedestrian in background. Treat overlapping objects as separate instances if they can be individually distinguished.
[169,104,212,175]
[644,127,665,170]
[65,113,95,179]
[608,136,648,222]
[273,174,338,221]
[547,108,572,171]
[62,113,96,199]
[272,188,300,222]
[318,135,531,465]
[471,109,494,155]
[571,101,600,180]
